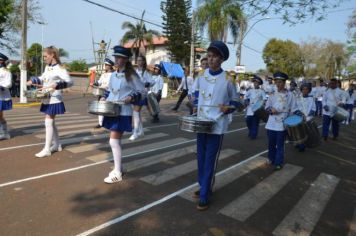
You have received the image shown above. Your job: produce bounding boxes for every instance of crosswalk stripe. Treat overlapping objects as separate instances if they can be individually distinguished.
[8,113,81,121]
[272,173,340,236]
[5,111,56,117]
[86,137,189,163]
[348,208,356,236]
[219,164,303,222]
[9,117,97,128]
[23,122,100,134]
[140,149,240,186]
[35,127,107,139]
[124,146,196,172]
[180,156,267,201]
[67,132,167,153]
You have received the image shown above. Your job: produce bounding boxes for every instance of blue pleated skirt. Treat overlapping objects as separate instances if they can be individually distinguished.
[40,102,66,115]
[0,100,13,111]
[132,97,148,106]
[102,115,132,132]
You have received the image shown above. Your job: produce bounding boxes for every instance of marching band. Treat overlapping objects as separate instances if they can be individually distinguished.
[1,40,355,211]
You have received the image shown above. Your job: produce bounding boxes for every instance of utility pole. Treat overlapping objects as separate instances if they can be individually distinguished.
[189,11,195,77]
[20,0,28,103]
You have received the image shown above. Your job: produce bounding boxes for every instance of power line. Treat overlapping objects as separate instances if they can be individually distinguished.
[242,43,262,54]
[107,0,163,19]
[81,0,163,28]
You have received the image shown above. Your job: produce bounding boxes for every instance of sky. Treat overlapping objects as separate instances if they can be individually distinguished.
[24,0,356,72]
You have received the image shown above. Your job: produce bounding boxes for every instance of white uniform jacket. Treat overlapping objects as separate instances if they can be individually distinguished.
[322,88,346,116]
[0,67,12,101]
[193,70,239,134]
[177,76,194,92]
[38,64,73,104]
[296,95,316,121]
[150,75,164,94]
[97,72,112,90]
[265,90,298,131]
[106,71,144,116]
[244,88,266,116]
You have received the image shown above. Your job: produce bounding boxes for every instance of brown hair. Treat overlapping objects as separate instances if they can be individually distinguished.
[124,60,138,82]
[44,46,61,65]
[137,55,147,77]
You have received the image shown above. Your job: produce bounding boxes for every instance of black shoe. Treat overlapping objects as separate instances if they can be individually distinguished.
[274,165,283,171]
[196,199,209,211]
[323,136,328,141]
[171,107,178,111]
[193,190,200,199]
[94,124,102,129]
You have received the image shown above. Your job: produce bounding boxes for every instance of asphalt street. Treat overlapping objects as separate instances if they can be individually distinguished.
[0,92,355,236]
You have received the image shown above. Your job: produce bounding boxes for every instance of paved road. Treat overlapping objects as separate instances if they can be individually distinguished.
[0,93,355,236]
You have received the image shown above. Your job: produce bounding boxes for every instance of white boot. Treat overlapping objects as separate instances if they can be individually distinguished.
[36,119,54,157]
[104,138,123,183]
[50,121,62,152]
[129,111,140,141]
[35,149,52,158]
[137,114,144,137]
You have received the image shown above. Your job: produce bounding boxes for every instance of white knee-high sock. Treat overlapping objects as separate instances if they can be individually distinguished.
[44,119,54,151]
[52,120,59,147]
[133,111,140,134]
[109,138,122,173]
[98,115,104,126]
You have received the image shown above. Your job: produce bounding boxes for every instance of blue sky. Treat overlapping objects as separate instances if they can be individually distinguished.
[26,0,355,72]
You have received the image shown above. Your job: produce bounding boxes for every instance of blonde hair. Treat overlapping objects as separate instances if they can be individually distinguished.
[44,46,61,64]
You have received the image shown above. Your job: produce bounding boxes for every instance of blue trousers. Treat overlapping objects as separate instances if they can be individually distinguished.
[346,104,353,123]
[267,130,286,166]
[322,115,339,138]
[246,115,260,139]
[197,133,224,202]
[316,101,323,116]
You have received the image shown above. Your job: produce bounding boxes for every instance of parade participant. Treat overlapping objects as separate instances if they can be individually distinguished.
[101,45,144,183]
[239,78,251,98]
[322,78,346,141]
[129,55,154,140]
[346,84,356,124]
[294,83,316,152]
[263,76,276,99]
[289,80,300,97]
[0,53,12,140]
[94,58,114,129]
[192,41,240,210]
[265,72,298,170]
[150,64,164,123]
[172,68,194,112]
[315,81,327,117]
[27,46,73,157]
[244,75,266,139]
[200,57,208,70]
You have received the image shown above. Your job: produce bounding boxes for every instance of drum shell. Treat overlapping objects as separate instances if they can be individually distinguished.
[87,101,120,117]
[147,93,160,116]
[284,116,308,145]
[332,107,348,122]
[179,116,215,133]
[92,87,106,97]
[305,119,320,148]
[251,101,268,122]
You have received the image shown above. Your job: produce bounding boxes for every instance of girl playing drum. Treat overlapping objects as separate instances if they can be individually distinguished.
[0,53,12,140]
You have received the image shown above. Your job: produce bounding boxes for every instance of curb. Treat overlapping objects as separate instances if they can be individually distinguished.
[13,102,42,108]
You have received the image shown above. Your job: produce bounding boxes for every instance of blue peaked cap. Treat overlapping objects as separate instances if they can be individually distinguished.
[104,58,114,66]
[112,45,132,58]
[207,41,229,61]
[252,75,263,85]
[0,52,9,61]
[273,71,289,81]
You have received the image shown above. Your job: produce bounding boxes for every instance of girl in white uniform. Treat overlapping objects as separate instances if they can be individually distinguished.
[94,58,114,128]
[130,55,154,140]
[27,46,73,157]
[101,46,144,183]
[0,53,12,140]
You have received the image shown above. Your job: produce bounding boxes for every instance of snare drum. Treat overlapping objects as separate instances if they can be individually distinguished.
[332,106,348,122]
[283,115,308,144]
[92,87,106,97]
[251,100,268,122]
[88,101,121,117]
[179,115,215,133]
[24,90,49,99]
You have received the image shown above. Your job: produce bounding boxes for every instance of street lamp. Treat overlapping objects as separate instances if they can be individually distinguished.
[236,17,271,66]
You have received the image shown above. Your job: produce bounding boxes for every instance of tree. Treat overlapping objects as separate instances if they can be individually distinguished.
[346,10,356,77]
[0,0,42,53]
[161,0,192,65]
[67,59,88,72]
[121,11,161,62]
[27,42,42,76]
[300,38,323,78]
[195,0,244,42]
[262,38,304,77]
[59,48,69,58]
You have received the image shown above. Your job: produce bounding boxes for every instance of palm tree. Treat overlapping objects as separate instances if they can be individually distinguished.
[195,0,245,43]
[121,11,161,62]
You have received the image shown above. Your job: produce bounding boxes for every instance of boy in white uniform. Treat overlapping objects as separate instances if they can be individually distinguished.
[192,41,240,210]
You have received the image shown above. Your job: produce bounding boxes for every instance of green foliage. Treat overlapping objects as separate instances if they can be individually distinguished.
[161,0,192,65]
[9,63,20,74]
[59,48,69,58]
[195,0,244,42]
[67,59,88,72]
[27,42,42,76]
[0,0,14,39]
[121,11,161,62]
[262,38,304,77]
